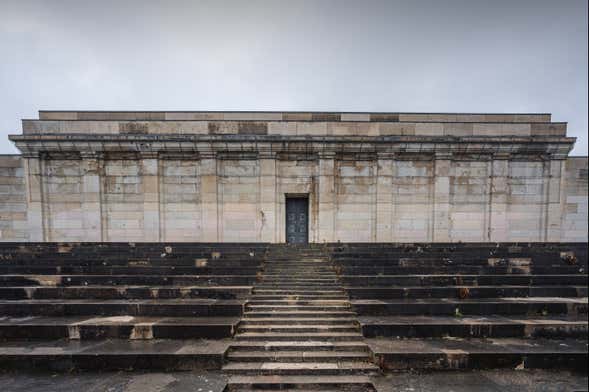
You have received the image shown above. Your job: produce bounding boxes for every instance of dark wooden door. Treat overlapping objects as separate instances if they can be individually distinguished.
[286,197,309,244]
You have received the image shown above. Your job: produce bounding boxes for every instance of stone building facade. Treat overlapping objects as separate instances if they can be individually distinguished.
[1,110,587,243]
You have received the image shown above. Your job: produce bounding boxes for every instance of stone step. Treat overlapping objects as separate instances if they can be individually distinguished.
[0,285,253,300]
[245,311,357,318]
[367,337,588,371]
[255,285,343,290]
[0,316,240,339]
[251,295,349,300]
[240,317,358,325]
[238,324,359,333]
[253,290,346,295]
[222,361,379,375]
[235,332,364,341]
[226,350,370,362]
[0,265,262,275]
[224,375,376,391]
[346,285,588,299]
[228,340,371,352]
[0,274,258,286]
[359,315,589,338]
[0,298,244,317]
[0,338,229,371]
[246,305,351,312]
[340,274,589,286]
[247,300,350,306]
[351,298,588,316]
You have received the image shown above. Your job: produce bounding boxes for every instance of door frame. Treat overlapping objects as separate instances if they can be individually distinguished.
[285,194,309,244]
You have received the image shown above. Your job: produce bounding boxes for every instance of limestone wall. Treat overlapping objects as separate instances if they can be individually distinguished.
[562,157,588,242]
[2,154,586,243]
[0,156,27,241]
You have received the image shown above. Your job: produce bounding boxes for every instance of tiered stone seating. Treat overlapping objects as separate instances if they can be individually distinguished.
[0,242,265,370]
[333,243,588,372]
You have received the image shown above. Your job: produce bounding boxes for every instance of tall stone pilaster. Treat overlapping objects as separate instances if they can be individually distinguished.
[80,152,103,241]
[259,152,277,242]
[200,152,219,241]
[23,153,45,241]
[433,153,451,242]
[545,158,566,241]
[488,155,509,241]
[317,152,336,242]
[376,153,394,242]
[140,152,160,241]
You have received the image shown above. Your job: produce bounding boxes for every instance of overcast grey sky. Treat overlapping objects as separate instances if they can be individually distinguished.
[0,0,587,155]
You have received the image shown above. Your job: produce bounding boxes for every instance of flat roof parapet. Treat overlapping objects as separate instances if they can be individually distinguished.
[38,111,553,123]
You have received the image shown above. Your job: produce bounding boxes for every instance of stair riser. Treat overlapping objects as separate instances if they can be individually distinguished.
[376,353,588,372]
[353,303,588,316]
[223,368,378,376]
[0,324,234,340]
[235,336,364,342]
[362,324,589,339]
[238,327,359,333]
[347,287,588,299]
[226,355,371,363]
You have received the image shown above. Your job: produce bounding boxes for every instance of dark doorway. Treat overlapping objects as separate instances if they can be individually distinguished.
[285,197,309,244]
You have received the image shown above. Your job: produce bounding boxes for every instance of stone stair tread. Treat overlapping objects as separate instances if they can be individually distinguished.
[226,375,374,386]
[358,315,589,326]
[351,297,588,304]
[366,337,589,354]
[227,350,370,359]
[0,298,244,305]
[0,315,240,326]
[222,361,379,370]
[229,341,369,348]
[236,332,363,338]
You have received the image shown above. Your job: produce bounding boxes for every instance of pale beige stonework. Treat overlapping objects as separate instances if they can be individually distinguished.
[2,111,587,242]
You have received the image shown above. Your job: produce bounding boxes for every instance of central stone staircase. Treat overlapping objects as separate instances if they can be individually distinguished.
[223,245,379,391]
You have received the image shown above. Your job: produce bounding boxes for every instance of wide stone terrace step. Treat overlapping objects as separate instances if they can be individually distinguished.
[359,315,588,338]
[0,298,244,317]
[346,285,588,299]
[367,337,588,371]
[0,338,230,371]
[0,285,253,300]
[351,298,588,316]
[0,274,257,286]
[225,375,376,391]
[340,274,588,286]
[0,266,261,275]
[0,316,240,340]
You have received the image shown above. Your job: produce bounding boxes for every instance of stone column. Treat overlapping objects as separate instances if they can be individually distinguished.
[140,152,160,241]
[376,153,394,242]
[23,153,45,241]
[488,154,509,241]
[545,158,566,241]
[433,152,451,242]
[259,152,277,242]
[80,152,103,241]
[317,152,336,242]
[200,152,219,241]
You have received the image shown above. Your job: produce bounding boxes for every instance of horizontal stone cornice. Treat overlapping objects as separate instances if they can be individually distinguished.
[9,133,575,161]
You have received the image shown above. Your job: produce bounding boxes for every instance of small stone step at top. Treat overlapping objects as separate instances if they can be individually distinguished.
[245,311,357,318]
[222,361,379,375]
[235,332,364,341]
[238,324,359,333]
[247,300,350,305]
[240,317,358,325]
[226,350,371,362]
[224,375,376,392]
[228,340,371,352]
[246,305,351,311]
[251,295,349,300]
